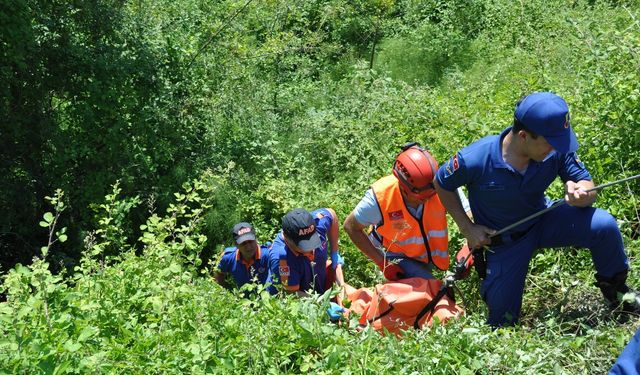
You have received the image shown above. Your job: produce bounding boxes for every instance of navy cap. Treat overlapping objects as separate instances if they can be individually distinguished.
[514,92,579,153]
[232,222,256,245]
[282,208,321,252]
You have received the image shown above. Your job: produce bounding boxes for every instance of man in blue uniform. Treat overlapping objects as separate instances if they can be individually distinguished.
[434,92,637,327]
[267,207,344,297]
[215,222,270,294]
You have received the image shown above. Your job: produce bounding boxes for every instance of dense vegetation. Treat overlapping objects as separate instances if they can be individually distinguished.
[1,0,639,373]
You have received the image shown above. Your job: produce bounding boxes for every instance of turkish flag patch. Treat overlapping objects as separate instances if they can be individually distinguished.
[279,266,290,276]
[445,154,460,177]
[388,210,404,221]
[452,154,460,171]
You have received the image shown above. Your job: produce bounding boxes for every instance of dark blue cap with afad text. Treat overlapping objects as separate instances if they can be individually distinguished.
[232,222,256,245]
[514,92,579,153]
[282,208,321,252]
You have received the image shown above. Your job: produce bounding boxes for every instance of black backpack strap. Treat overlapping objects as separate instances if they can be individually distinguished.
[413,287,449,329]
[366,303,394,324]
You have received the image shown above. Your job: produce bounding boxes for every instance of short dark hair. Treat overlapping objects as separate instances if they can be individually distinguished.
[512,117,539,139]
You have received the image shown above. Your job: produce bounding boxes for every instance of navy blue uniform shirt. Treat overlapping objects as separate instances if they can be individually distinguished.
[436,127,591,234]
[217,244,270,288]
[267,208,333,294]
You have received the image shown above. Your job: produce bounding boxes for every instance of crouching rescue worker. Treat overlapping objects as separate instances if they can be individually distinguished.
[267,207,345,297]
[215,222,271,295]
[434,92,639,327]
[344,143,454,281]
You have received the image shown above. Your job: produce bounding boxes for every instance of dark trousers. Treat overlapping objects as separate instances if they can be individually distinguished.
[481,205,628,327]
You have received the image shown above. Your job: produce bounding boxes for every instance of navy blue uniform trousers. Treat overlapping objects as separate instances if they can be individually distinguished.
[481,204,628,327]
[610,328,640,374]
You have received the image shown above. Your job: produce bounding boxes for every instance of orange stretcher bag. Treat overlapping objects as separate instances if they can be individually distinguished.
[343,277,463,335]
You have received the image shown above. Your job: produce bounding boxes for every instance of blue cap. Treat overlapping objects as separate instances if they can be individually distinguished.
[514,92,578,153]
[282,208,321,252]
[232,222,256,245]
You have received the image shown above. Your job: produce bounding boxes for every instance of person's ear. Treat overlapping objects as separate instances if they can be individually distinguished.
[517,130,528,141]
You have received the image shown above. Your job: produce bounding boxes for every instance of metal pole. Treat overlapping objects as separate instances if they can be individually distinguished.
[492,173,640,237]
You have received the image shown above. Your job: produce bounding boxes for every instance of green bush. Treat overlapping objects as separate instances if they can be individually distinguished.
[2,177,636,373]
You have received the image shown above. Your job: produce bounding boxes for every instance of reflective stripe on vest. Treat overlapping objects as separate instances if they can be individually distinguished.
[371,175,449,270]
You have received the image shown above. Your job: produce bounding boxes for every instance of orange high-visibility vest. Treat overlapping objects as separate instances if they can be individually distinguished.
[371,175,449,270]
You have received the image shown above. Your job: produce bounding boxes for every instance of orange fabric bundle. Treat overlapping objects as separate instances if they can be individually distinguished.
[343,277,463,335]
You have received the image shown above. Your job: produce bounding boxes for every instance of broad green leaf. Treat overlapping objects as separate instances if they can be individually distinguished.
[63,340,82,352]
[78,326,98,342]
[43,212,54,223]
[53,361,72,375]
[169,262,181,274]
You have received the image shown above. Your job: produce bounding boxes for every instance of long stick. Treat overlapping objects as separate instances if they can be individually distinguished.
[492,173,640,237]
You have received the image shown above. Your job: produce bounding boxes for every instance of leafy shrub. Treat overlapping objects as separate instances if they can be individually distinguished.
[2,177,636,373]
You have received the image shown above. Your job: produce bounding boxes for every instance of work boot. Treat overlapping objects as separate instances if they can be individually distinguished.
[595,270,640,314]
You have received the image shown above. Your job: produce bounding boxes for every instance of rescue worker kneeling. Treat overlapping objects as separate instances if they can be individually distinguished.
[344,143,456,281]
[434,92,640,327]
[267,207,345,297]
[214,222,271,297]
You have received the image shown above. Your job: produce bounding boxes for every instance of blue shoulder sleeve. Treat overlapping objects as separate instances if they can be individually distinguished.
[353,189,383,226]
[312,208,333,237]
[558,152,592,182]
[217,247,237,273]
[436,151,471,191]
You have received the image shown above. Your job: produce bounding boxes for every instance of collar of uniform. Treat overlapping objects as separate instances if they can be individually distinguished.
[490,127,514,169]
[235,245,261,267]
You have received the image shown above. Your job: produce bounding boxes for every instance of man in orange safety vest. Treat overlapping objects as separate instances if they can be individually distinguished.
[344,143,462,281]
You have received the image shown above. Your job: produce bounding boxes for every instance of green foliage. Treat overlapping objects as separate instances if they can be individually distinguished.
[89,181,141,259]
[375,0,482,85]
[2,176,637,373]
[38,190,68,259]
[2,0,640,372]
[1,174,213,372]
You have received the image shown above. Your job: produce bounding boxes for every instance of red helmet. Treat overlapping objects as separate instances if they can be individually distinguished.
[393,144,439,201]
